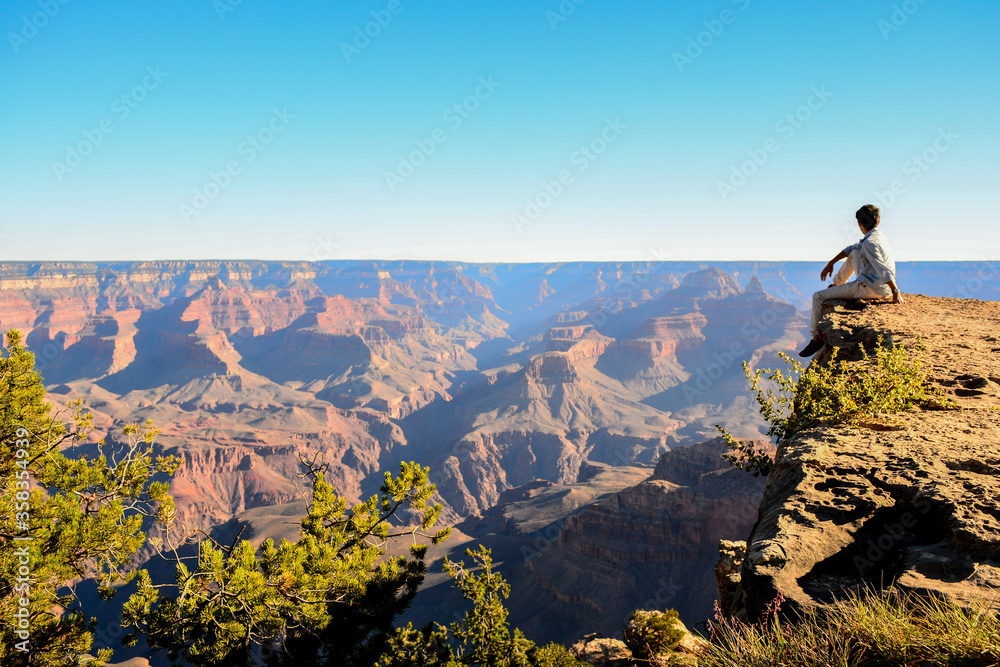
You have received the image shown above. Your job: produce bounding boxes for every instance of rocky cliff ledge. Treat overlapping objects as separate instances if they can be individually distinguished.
[733,295,1000,621]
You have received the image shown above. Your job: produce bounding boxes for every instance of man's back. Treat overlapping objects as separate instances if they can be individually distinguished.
[851,228,896,286]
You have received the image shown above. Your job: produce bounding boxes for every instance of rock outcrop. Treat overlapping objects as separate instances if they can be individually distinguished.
[714,540,746,618]
[568,614,706,666]
[734,295,1000,622]
[569,635,632,667]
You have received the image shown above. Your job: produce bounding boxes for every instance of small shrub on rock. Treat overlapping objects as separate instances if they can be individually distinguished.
[529,642,587,666]
[623,609,685,661]
[719,336,934,476]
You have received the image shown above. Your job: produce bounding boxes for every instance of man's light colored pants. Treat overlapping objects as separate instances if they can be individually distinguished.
[809,251,891,338]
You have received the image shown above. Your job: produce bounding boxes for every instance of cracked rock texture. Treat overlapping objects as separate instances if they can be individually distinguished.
[734,295,1000,622]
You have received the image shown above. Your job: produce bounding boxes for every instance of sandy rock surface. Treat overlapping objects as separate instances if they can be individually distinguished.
[570,634,633,666]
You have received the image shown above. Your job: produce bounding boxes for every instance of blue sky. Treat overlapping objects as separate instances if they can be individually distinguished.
[1,1,997,262]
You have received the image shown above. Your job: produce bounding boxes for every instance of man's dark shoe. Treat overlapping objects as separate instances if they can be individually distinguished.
[798,339,825,357]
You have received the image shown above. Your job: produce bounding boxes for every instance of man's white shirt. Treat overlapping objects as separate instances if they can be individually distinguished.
[844,228,896,286]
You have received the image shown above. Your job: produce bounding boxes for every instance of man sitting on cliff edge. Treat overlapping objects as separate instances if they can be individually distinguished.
[799,204,904,357]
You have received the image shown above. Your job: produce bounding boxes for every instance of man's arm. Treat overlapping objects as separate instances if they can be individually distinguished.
[821,250,849,282]
[887,278,904,304]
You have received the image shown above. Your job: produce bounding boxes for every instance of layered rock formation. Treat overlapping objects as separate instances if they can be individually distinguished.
[1,261,804,532]
[733,295,1000,621]
[410,267,804,517]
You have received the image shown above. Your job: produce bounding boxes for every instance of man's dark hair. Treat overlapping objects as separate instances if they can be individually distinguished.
[856,204,880,231]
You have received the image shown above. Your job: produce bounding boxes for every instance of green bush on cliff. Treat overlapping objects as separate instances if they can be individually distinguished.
[719,336,932,476]
[778,336,930,436]
[528,642,587,666]
[623,609,685,661]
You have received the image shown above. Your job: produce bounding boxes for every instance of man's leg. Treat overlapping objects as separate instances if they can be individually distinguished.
[802,281,883,356]
[809,282,865,338]
[832,250,860,286]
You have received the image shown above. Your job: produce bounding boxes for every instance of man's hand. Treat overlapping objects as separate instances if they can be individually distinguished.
[821,251,849,283]
[820,260,836,282]
[887,279,903,304]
